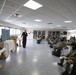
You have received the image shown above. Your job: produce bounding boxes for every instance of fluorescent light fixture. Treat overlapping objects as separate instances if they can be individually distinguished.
[50,27,53,28]
[64,21,72,23]
[57,25,61,27]
[18,15,22,18]
[33,58,38,62]
[34,19,42,22]
[23,0,43,10]
[5,20,12,22]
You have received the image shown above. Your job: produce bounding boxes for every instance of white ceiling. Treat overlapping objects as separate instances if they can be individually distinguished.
[0,0,76,29]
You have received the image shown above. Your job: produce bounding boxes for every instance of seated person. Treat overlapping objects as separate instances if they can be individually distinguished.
[37,36,41,40]
[58,41,76,75]
[0,39,4,68]
[37,35,41,44]
[52,38,67,57]
[53,38,67,51]
[0,40,4,50]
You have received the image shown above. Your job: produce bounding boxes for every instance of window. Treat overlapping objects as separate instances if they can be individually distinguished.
[0,27,4,36]
[10,28,15,35]
[15,29,21,35]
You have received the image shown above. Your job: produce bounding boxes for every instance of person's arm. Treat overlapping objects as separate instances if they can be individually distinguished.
[61,52,71,57]
[26,33,28,36]
[21,32,24,37]
[68,52,76,60]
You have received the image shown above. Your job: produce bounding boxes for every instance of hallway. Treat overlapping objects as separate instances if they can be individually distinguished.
[0,39,63,75]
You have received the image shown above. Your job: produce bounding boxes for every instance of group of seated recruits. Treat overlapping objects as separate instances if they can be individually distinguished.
[47,36,76,75]
[53,38,67,56]
[47,37,68,56]
[58,41,76,75]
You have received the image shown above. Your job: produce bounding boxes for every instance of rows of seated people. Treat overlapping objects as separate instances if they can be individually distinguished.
[47,36,76,75]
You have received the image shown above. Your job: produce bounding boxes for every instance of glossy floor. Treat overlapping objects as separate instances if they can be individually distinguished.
[0,39,68,75]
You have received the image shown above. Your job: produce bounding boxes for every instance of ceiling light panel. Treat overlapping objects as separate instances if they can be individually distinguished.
[57,25,61,27]
[34,19,42,22]
[50,27,54,28]
[5,20,13,22]
[64,21,72,23]
[23,0,43,10]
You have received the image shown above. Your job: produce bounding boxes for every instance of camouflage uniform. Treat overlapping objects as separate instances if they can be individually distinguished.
[54,41,67,51]
[58,42,76,75]
[0,42,4,50]
[60,50,76,71]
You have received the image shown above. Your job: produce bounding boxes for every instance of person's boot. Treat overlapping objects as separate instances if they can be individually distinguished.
[58,63,63,67]
[62,71,68,75]
[23,46,25,48]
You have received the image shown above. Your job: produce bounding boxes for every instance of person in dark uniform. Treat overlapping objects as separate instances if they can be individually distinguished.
[21,30,28,48]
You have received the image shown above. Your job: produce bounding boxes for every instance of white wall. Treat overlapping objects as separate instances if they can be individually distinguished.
[67,30,76,40]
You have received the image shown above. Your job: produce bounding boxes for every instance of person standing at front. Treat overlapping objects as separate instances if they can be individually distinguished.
[21,30,28,48]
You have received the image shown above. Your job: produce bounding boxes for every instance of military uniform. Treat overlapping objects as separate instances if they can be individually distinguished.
[54,41,67,51]
[0,42,4,50]
[60,50,76,69]
[58,42,76,75]
[0,41,4,69]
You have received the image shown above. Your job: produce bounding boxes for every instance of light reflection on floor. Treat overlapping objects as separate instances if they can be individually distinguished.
[5,55,11,62]
[52,62,58,66]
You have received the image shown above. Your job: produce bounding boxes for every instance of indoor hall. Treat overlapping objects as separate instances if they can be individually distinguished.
[0,0,76,75]
[0,38,67,75]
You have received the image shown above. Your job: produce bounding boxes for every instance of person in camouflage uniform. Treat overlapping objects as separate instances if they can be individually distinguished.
[0,40,4,69]
[53,38,67,51]
[0,41,4,50]
[58,41,76,75]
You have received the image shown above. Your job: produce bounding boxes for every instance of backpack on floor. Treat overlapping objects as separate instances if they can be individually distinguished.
[52,49,61,57]
[49,43,53,48]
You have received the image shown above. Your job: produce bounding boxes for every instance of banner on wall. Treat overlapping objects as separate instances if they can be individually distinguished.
[1,29,10,41]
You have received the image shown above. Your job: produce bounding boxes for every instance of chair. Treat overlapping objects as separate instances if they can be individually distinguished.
[0,41,6,59]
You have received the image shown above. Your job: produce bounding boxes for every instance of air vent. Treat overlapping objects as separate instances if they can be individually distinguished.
[13,13,22,17]
[48,23,53,24]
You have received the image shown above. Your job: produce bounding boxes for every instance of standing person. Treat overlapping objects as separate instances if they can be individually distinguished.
[21,30,28,48]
